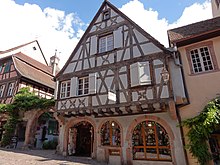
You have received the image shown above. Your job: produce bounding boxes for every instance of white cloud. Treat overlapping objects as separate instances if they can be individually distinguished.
[0,0,85,67]
[120,0,212,47]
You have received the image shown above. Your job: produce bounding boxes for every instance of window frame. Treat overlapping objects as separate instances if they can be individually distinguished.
[132,121,171,161]
[78,76,89,96]
[4,61,11,73]
[186,41,218,75]
[60,80,71,99]
[98,33,114,53]
[0,85,5,97]
[103,10,111,21]
[100,121,121,147]
[7,83,14,96]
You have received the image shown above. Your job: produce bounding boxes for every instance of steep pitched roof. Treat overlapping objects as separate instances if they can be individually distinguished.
[168,17,220,45]
[13,53,52,75]
[56,0,170,78]
[0,40,48,66]
[12,52,54,89]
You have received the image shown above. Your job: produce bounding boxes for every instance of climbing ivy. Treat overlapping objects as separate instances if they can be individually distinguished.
[0,87,55,147]
[182,97,220,165]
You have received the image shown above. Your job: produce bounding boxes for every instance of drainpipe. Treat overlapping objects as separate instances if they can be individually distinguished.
[168,45,190,165]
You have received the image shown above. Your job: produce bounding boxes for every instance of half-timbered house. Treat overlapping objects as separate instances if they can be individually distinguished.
[55,1,187,164]
[0,41,59,149]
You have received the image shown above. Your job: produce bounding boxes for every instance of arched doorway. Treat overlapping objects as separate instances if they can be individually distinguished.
[68,121,94,157]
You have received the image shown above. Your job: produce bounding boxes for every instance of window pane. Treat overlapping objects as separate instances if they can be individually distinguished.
[146,148,157,159]
[159,148,172,160]
[133,123,144,146]
[133,148,145,159]
[101,121,110,145]
[112,122,121,146]
[101,121,121,146]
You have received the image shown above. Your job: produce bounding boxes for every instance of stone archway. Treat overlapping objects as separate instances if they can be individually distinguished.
[22,108,55,149]
[63,117,97,158]
[125,115,175,165]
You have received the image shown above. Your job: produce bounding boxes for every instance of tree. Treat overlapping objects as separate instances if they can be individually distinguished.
[0,87,55,147]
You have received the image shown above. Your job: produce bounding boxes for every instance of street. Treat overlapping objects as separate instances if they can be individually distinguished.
[0,148,105,165]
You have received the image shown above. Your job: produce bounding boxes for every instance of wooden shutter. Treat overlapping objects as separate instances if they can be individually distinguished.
[54,81,59,99]
[114,27,123,48]
[139,61,151,85]
[70,77,78,97]
[89,73,97,94]
[130,62,140,87]
[90,35,97,55]
[130,62,151,87]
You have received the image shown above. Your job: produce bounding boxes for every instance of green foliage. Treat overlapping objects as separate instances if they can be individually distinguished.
[182,97,220,165]
[42,139,58,150]
[0,87,55,147]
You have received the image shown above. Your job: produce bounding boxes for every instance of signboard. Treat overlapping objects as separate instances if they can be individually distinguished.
[108,91,116,102]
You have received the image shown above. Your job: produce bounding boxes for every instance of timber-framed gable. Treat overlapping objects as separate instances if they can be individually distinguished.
[55,0,173,118]
[55,1,187,164]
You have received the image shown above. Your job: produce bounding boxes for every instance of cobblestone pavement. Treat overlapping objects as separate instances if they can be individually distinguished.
[0,148,106,165]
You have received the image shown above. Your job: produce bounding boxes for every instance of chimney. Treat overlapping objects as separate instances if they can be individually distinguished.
[50,49,60,76]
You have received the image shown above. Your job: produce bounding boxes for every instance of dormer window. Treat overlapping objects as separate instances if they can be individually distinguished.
[103,10,110,21]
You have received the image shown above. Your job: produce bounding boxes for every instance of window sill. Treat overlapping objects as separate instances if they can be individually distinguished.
[189,69,220,76]
[96,48,117,56]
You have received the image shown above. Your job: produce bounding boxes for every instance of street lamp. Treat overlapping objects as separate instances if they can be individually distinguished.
[161,67,169,84]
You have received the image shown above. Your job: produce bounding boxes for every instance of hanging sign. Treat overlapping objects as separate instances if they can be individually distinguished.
[108,91,116,102]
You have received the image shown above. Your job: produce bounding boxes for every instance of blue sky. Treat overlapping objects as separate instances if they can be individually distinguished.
[0,0,212,67]
[15,0,207,24]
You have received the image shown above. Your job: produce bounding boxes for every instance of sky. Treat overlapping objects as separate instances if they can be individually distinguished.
[0,0,212,68]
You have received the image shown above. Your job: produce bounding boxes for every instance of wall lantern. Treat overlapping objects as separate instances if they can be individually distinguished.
[161,67,169,84]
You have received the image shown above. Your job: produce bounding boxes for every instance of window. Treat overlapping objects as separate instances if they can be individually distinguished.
[78,76,89,95]
[99,34,113,53]
[103,10,110,20]
[190,46,214,73]
[48,120,59,135]
[7,83,14,96]
[132,121,171,161]
[0,65,3,73]
[0,85,5,97]
[4,62,11,73]
[60,81,71,98]
[100,121,121,146]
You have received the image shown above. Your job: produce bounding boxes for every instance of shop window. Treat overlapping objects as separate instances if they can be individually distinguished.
[60,80,71,98]
[100,121,121,146]
[132,121,171,161]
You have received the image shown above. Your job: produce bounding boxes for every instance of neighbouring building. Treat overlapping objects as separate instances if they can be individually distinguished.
[54,1,187,165]
[167,1,220,164]
[0,40,59,149]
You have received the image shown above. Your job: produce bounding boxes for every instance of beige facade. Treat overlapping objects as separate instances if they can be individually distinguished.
[168,15,220,165]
